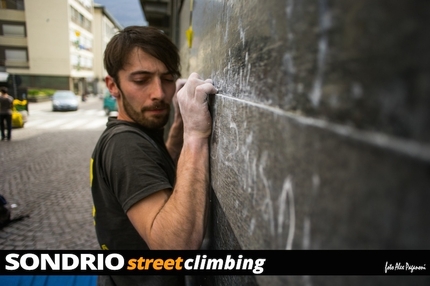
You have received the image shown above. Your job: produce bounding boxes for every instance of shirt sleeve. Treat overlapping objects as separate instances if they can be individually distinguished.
[102,131,173,212]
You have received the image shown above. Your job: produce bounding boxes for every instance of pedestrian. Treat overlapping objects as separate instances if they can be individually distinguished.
[0,87,13,141]
[90,26,217,286]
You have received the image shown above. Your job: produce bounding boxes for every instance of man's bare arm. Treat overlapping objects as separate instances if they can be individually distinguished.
[127,73,216,250]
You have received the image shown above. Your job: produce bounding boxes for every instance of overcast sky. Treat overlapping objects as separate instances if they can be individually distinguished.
[94,0,147,28]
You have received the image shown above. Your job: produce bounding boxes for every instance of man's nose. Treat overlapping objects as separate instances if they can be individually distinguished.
[149,78,165,100]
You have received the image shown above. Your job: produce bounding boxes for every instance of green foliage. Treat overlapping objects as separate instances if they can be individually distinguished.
[28,88,56,97]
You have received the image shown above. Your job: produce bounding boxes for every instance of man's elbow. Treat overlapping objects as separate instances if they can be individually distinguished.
[150,232,204,250]
[148,240,202,250]
[184,237,203,250]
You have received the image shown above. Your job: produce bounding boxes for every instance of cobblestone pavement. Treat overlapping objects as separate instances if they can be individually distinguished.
[0,102,103,250]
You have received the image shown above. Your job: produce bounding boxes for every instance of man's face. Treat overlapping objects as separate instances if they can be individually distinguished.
[107,48,176,129]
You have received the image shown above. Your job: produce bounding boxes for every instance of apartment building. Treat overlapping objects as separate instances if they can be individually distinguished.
[93,3,122,96]
[0,0,121,97]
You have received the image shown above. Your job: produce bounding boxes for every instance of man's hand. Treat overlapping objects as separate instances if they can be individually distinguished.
[177,73,217,139]
[172,78,187,122]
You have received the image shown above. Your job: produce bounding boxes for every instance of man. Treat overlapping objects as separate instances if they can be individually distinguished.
[0,87,13,141]
[90,26,217,285]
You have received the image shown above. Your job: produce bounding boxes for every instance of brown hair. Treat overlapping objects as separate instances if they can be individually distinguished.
[104,26,181,83]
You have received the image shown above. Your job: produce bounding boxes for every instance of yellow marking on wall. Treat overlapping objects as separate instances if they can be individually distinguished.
[186,0,194,48]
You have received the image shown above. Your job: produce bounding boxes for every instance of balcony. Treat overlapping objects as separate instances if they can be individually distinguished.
[0,35,27,47]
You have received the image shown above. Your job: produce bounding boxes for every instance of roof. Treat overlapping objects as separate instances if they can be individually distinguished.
[93,3,123,30]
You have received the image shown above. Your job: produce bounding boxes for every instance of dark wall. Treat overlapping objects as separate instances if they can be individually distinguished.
[20,75,70,90]
[175,0,430,285]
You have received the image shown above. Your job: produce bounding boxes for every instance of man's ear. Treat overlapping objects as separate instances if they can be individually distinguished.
[105,75,120,98]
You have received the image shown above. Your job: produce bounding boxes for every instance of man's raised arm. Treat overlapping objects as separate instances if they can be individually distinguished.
[127,73,217,249]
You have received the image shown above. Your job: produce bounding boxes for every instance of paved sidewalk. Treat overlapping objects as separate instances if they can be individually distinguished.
[0,126,101,250]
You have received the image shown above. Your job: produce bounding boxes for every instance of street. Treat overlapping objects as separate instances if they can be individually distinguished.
[0,96,109,250]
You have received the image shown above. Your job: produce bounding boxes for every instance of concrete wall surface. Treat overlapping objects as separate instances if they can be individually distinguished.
[176,0,430,285]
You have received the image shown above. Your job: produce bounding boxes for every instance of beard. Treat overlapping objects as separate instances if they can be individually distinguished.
[121,90,170,130]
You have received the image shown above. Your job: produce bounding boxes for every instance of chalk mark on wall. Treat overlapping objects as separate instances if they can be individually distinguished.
[259,150,276,236]
[279,176,295,250]
[212,96,297,249]
[309,0,331,107]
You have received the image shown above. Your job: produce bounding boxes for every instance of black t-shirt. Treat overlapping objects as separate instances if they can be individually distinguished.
[0,95,13,115]
[91,118,184,286]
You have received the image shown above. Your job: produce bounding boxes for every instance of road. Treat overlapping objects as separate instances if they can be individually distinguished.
[16,96,116,140]
[0,96,110,250]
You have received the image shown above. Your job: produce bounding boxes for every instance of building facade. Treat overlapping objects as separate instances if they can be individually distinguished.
[93,3,122,96]
[0,0,121,97]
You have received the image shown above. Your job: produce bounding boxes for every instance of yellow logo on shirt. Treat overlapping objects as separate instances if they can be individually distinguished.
[89,158,93,186]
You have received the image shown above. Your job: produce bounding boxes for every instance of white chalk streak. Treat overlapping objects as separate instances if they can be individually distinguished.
[215,93,430,162]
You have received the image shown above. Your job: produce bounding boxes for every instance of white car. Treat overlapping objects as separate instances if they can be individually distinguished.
[52,90,79,111]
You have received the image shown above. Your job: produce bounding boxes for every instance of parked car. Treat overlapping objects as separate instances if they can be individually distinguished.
[103,91,117,116]
[52,90,79,111]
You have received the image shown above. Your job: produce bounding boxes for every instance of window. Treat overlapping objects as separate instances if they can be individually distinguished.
[5,49,27,67]
[0,0,24,10]
[3,24,25,37]
[6,49,27,61]
[70,6,92,32]
[71,54,79,66]
[79,0,92,9]
[71,7,81,23]
[82,57,93,68]
[16,0,24,10]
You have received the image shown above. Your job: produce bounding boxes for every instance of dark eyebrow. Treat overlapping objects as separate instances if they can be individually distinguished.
[129,71,152,78]
[129,70,175,77]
